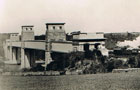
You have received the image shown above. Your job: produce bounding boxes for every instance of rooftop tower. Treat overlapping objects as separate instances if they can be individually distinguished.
[45,23,66,42]
[21,25,34,41]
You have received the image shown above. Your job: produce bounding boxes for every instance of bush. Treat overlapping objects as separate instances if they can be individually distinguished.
[128,56,138,68]
[46,52,85,71]
[113,60,123,69]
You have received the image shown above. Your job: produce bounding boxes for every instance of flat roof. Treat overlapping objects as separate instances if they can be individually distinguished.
[46,23,65,25]
[72,38,106,42]
[10,33,19,34]
[22,25,34,27]
[71,33,87,35]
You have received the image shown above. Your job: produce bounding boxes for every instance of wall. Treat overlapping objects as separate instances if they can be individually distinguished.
[46,24,66,41]
[21,26,34,41]
[21,32,34,41]
[51,42,73,53]
[47,30,66,41]
[24,41,45,50]
[73,33,104,40]
[10,33,20,41]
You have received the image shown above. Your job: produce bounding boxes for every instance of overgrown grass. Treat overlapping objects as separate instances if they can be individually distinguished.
[0,72,140,90]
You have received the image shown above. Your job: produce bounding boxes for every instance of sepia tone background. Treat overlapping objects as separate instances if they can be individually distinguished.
[0,0,140,34]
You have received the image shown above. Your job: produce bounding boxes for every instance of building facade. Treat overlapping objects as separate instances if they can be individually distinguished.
[3,23,108,69]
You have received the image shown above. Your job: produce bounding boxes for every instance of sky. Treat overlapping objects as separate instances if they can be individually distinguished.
[0,0,140,35]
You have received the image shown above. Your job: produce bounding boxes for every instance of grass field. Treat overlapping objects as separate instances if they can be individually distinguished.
[0,58,140,90]
[0,72,140,90]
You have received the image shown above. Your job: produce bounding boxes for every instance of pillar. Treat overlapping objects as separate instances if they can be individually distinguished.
[7,46,10,60]
[21,48,31,69]
[3,41,8,59]
[9,46,12,61]
[17,48,21,64]
[45,51,52,65]
[6,46,9,59]
[24,49,31,69]
[45,41,52,70]
[20,47,25,68]
[7,40,13,61]
[30,50,36,67]
[12,47,17,64]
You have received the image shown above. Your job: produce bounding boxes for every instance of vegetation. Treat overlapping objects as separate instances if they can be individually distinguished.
[47,50,106,73]
[46,47,140,74]
[104,32,139,49]
[1,72,140,90]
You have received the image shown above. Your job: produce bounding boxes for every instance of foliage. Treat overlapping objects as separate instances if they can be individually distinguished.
[104,32,139,49]
[46,48,140,74]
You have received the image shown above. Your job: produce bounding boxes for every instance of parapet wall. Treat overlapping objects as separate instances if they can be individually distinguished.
[112,68,140,73]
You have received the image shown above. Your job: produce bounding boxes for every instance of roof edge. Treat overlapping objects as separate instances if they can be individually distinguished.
[46,23,65,25]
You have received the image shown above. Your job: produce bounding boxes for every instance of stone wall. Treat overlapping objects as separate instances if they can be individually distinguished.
[47,30,66,41]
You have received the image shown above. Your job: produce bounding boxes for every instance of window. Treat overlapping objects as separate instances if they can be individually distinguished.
[30,28,32,30]
[26,28,28,30]
[46,26,48,30]
[59,26,62,29]
[53,26,55,29]
[73,47,78,52]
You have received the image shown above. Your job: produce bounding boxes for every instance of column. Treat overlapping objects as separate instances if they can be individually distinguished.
[17,48,21,64]
[45,51,52,65]
[24,49,31,69]
[20,47,25,69]
[9,46,12,61]
[21,49,31,69]
[6,46,9,59]
[3,42,7,59]
[30,50,36,67]
[12,47,17,64]
[7,46,10,60]
[45,41,52,70]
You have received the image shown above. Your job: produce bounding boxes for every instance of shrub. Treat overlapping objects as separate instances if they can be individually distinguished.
[128,56,138,68]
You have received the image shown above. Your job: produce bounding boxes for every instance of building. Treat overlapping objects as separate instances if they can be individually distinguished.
[3,23,108,69]
[70,32,105,51]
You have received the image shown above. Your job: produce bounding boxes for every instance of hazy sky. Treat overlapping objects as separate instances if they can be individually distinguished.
[0,0,140,35]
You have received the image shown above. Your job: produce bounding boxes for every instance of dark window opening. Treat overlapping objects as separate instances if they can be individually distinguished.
[59,26,62,29]
[94,43,100,49]
[84,43,89,51]
[53,26,55,29]
[73,47,78,52]
[46,26,48,30]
